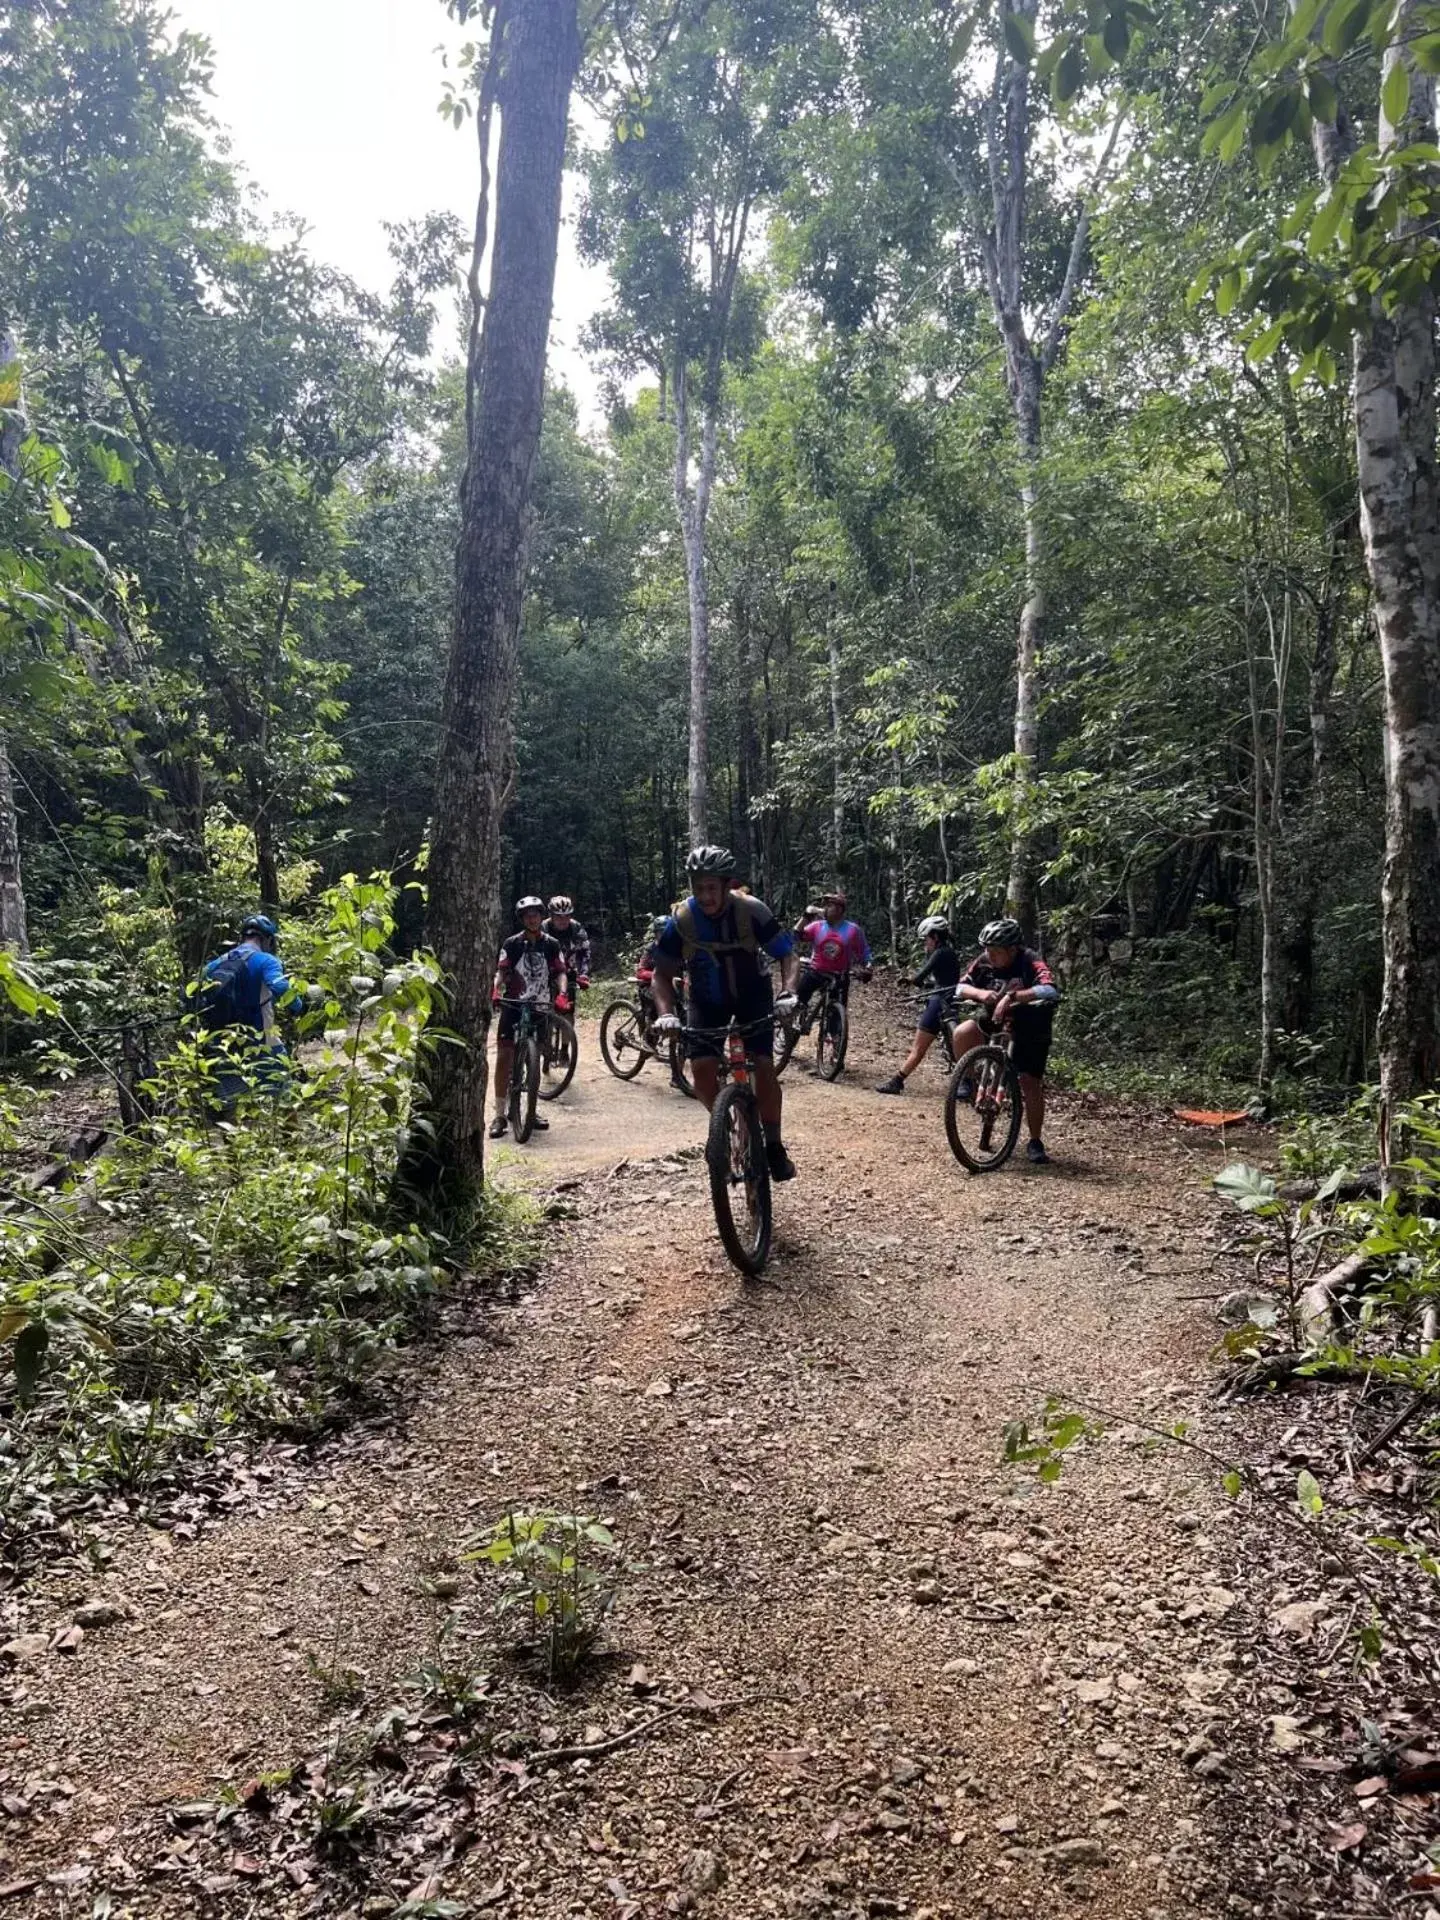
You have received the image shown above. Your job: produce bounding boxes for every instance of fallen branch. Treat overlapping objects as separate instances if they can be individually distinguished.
[1278,1168,1383,1203]
[525,1693,761,1772]
[1352,1390,1434,1472]
[1299,1251,1371,1346]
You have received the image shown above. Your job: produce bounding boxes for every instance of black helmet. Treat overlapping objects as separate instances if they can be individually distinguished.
[686,845,735,878]
[516,895,544,915]
[980,916,1023,948]
[240,912,278,939]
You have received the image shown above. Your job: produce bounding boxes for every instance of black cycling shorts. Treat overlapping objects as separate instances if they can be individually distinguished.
[1008,1015,1053,1078]
[917,990,952,1036]
[685,981,776,1062]
[497,1000,545,1045]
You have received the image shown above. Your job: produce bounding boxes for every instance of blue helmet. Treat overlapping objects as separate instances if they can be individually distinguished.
[240,913,279,939]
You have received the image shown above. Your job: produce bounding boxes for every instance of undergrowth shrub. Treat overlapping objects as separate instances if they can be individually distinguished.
[0,872,536,1560]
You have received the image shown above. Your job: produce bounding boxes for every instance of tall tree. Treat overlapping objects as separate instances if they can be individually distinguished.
[417,0,581,1201]
[0,317,28,954]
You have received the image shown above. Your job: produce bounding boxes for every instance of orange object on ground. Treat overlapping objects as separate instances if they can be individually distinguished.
[1173,1108,1249,1127]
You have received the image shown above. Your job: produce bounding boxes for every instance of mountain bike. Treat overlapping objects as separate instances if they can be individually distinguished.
[537,1006,577,1102]
[776,972,849,1081]
[685,1013,777,1277]
[506,996,546,1144]
[943,1014,1024,1174]
[599,981,694,1096]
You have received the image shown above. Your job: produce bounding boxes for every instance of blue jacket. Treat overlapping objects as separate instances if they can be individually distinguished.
[206,940,293,1036]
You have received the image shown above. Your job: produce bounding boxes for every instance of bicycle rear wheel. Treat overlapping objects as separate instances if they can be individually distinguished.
[816,995,848,1081]
[706,1081,772,1276]
[775,1008,802,1074]
[510,1035,540,1143]
[599,1000,648,1080]
[538,1012,578,1100]
[944,1044,1021,1173]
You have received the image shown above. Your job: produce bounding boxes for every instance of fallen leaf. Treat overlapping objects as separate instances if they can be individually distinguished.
[1328,1821,1367,1853]
[1268,1600,1328,1639]
[1354,1774,1388,1799]
[1267,1715,1306,1753]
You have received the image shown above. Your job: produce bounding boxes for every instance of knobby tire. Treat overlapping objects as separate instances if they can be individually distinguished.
[510,1035,541,1143]
[817,996,848,1081]
[599,1000,647,1080]
[538,1012,577,1100]
[944,1043,1021,1174]
[706,1081,772,1276]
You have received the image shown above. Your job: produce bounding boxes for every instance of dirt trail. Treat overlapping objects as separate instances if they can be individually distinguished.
[1,1004,1263,1918]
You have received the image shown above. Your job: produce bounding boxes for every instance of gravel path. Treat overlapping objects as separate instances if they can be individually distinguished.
[0,1004,1263,1918]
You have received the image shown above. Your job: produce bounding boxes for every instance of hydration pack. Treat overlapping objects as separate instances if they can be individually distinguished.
[186,945,250,1033]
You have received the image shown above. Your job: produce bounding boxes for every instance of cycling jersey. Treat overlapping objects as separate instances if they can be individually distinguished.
[497,931,564,1005]
[654,893,793,1002]
[959,947,1060,1003]
[800,917,871,976]
[543,915,591,980]
[913,944,962,992]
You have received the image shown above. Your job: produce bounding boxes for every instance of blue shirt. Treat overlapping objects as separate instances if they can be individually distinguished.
[655,894,793,1004]
[206,940,293,1035]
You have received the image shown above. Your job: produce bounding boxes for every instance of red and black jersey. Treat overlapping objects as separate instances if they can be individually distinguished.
[961,946,1060,1006]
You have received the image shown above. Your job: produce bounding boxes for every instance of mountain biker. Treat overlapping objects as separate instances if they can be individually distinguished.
[637,913,689,1091]
[193,912,298,1111]
[490,896,565,1139]
[875,912,960,1095]
[792,889,873,1015]
[650,846,801,1180]
[951,916,1061,1164]
[543,895,591,1006]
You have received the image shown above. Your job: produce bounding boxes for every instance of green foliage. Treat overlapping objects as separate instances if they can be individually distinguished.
[1002,1396,1101,1482]
[462,1507,623,1683]
[0,874,533,1565]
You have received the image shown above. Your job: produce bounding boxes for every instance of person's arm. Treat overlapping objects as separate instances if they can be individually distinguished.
[911,951,935,988]
[1009,952,1060,1008]
[651,921,683,1019]
[253,948,296,1008]
[954,956,997,1007]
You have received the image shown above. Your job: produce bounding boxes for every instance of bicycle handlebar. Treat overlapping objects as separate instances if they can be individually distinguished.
[679,1013,779,1040]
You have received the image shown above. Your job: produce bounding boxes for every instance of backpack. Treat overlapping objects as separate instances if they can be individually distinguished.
[187,945,251,1033]
[673,896,763,975]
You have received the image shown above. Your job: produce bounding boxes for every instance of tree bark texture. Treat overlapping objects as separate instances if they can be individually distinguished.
[1358,33,1440,1125]
[417,0,579,1199]
[0,318,30,954]
[675,360,719,848]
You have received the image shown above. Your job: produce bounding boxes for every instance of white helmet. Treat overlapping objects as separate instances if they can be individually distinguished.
[918,913,950,939]
[548,895,573,915]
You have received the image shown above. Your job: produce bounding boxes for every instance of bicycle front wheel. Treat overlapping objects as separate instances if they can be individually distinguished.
[944,1045,1021,1174]
[668,1036,697,1098]
[706,1081,772,1276]
[538,1012,578,1100]
[599,1000,648,1080]
[816,996,847,1081]
[510,1035,541,1143]
[775,1009,802,1074]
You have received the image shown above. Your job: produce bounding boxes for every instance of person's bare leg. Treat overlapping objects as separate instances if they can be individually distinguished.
[897,1028,936,1079]
[1019,1072,1045,1142]
[691,1057,721,1112]
[493,1040,515,1105]
[754,1059,783,1131]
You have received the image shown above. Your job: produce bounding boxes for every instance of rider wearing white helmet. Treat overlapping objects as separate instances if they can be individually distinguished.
[875,911,961,1094]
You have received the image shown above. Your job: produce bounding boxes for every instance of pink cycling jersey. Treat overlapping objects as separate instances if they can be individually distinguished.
[802,918,871,976]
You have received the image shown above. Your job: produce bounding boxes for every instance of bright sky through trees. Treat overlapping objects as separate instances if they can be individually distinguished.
[169,0,607,402]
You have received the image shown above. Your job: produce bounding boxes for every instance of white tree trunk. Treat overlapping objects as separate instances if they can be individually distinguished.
[674,360,719,849]
[1008,371,1043,937]
[1357,31,1440,1129]
[828,616,844,872]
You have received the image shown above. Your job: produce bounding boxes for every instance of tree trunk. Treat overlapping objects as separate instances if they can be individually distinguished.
[1008,369,1043,937]
[734,586,757,883]
[675,362,719,848]
[0,320,30,956]
[828,602,844,875]
[409,0,579,1201]
[1358,36,1440,1131]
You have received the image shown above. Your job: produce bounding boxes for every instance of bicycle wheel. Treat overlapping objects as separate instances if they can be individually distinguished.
[816,995,848,1081]
[775,1008,802,1074]
[944,1044,1022,1174]
[510,1035,540,1143]
[667,1036,697,1098]
[538,1012,578,1100]
[599,1000,648,1080]
[706,1081,773,1276]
